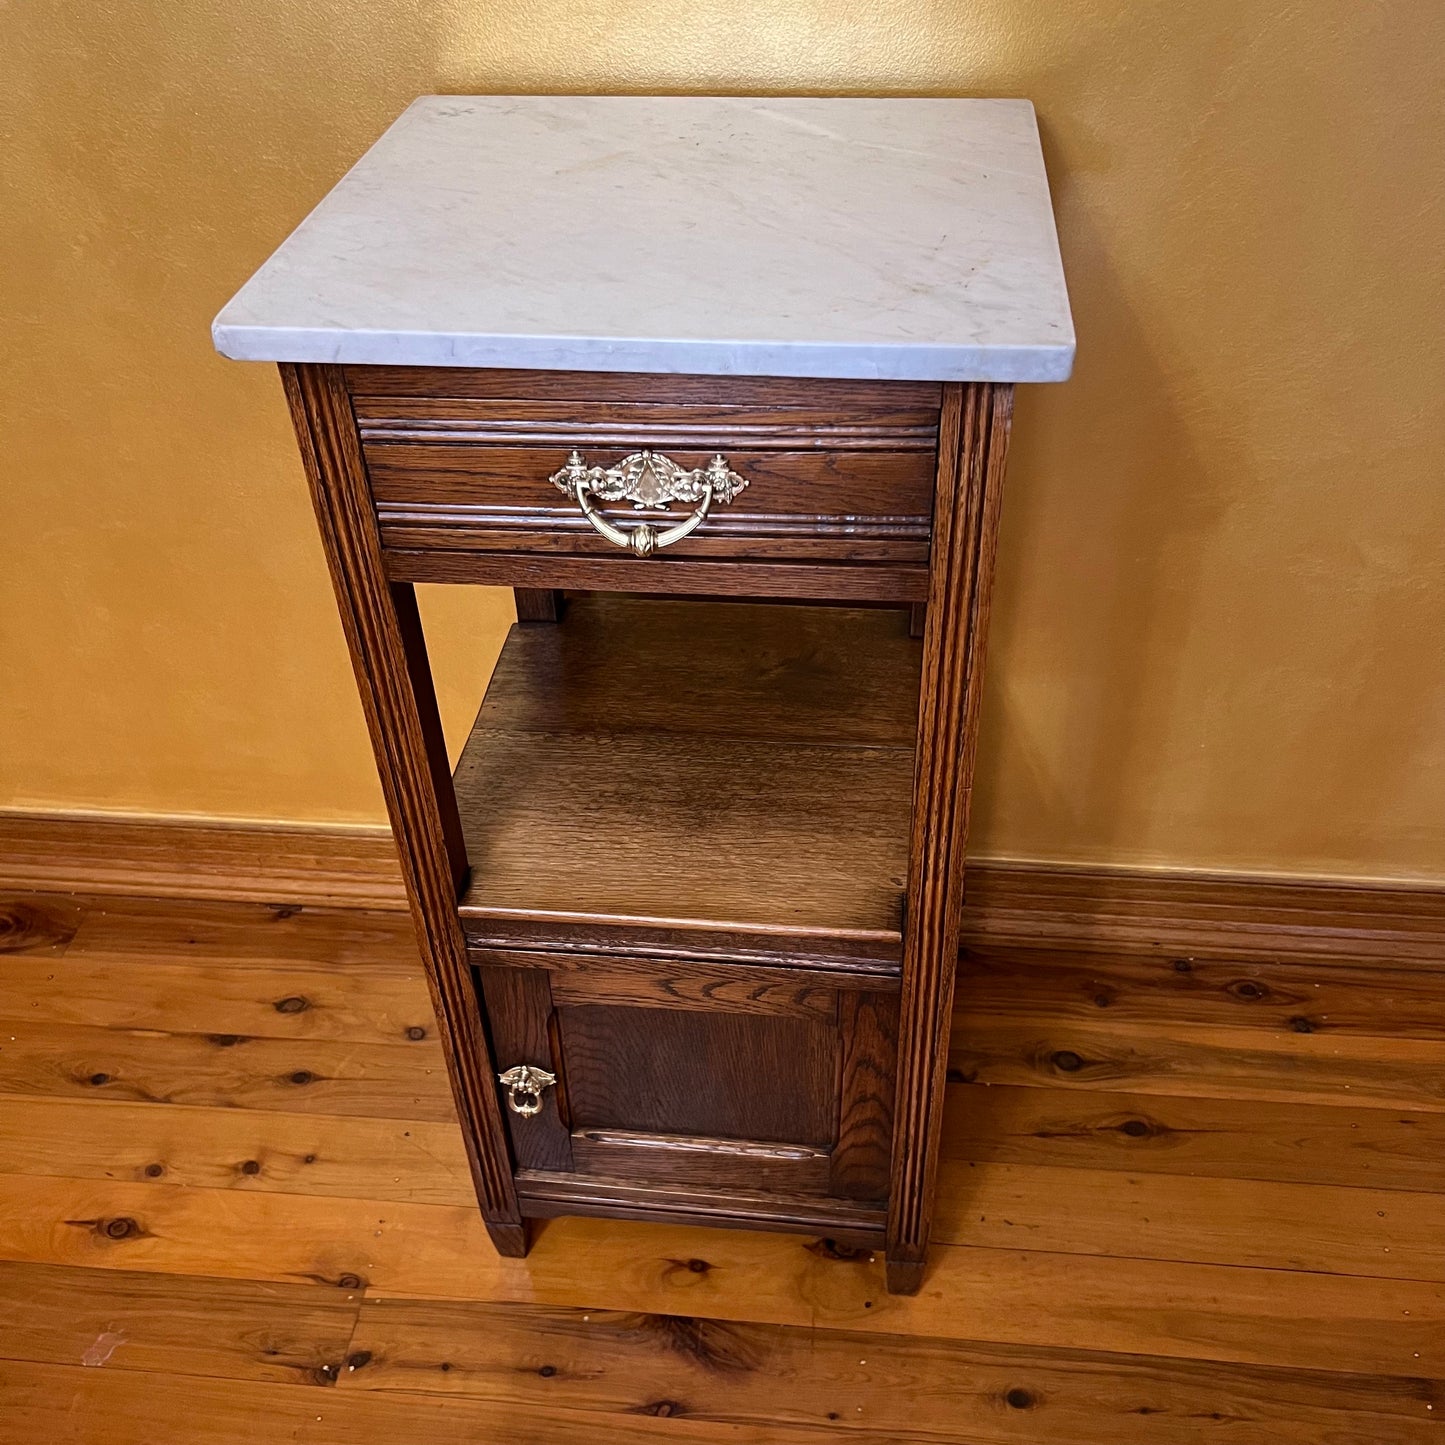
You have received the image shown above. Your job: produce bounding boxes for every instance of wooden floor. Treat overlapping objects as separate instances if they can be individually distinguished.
[0,888,1441,1443]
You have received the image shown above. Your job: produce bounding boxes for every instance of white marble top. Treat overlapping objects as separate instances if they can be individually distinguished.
[213,96,1073,382]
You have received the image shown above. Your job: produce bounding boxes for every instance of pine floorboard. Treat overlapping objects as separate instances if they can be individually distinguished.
[0,889,1442,1444]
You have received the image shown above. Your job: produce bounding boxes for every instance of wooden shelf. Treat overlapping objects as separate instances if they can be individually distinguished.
[454,596,919,967]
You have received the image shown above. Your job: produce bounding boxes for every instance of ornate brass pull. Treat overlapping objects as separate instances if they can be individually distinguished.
[550,449,748,557]
[497,1064,557,1117]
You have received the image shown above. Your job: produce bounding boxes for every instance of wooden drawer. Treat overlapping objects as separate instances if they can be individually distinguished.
[344,367,940,598]
[475,948,897,1239]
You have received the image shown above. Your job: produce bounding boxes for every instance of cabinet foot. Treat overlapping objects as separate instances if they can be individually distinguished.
[486,1219,531,1258]
[885,1254,926,1295]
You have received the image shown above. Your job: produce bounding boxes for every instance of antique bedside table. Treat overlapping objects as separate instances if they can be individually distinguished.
[214,95,1073,1293]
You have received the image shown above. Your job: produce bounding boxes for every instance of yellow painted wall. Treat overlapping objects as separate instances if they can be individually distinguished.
[2,2,1442,880]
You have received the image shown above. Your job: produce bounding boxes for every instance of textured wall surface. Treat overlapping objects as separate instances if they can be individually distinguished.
[2,1,1442,879]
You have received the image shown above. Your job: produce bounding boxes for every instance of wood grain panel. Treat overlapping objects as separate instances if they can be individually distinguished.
[475,594,920,748]
[557,1003,836,1147]
[345,365,943,408]
[516,1172,883,1242]
[505,950,848,1019]
[368,447,932,547]
[512,587,564,622]
[454,735,912,958]
[569,1131,832,1195]
[352,395,943,438]
[830,992,898,1202]
[384,547,929,600]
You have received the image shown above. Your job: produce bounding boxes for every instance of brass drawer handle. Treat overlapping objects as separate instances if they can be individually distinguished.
[497,1064,556,1117]
[550,449,749,557]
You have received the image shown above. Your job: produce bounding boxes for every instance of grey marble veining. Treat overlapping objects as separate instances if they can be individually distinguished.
[213,96,1074,382]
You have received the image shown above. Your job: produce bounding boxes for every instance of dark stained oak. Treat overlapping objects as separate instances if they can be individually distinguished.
[454,730,913,956]
[568,1130,834,1196]
[830,992,900,1202]
[344,364,943,406]
[280,363,523,1253]
[555,1003,837,1147]
[493,948,859,1018]
[474,964,573,1173]
[349,366,939,588]
[512,587,564,622]
[515,1172,887,1243]
[887,382,1013,1292]
[305,359,1023,1285]
[452,595,918,963]
[278,356,1437,1296]
[471,593,921,748]
[383,546,930,600]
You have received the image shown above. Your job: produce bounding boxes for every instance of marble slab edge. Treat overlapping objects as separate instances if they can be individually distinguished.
[210,324,1075,384]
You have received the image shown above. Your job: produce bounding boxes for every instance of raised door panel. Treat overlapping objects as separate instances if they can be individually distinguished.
[556,1002,836,1146]
[473,951,897,1218]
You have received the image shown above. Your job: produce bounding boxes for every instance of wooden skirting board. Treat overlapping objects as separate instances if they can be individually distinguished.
[2,809,1442,967]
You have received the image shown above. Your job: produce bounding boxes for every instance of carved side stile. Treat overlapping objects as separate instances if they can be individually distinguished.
[279,363,526,1254]
[887,382,1014,1293]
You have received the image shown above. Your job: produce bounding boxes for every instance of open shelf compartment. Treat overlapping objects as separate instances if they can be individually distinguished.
[454,594,921,971]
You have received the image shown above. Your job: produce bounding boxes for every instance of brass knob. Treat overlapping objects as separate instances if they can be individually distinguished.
[497,1064,557,1117]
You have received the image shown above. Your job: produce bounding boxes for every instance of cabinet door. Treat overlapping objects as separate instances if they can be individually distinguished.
[475,952,897,1226]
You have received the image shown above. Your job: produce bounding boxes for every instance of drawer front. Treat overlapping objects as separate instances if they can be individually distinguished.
[346,368,939,578]
[474,948,898,1227]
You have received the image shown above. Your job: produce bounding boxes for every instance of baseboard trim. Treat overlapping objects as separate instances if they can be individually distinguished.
[0,811,404,912]
[2,810,1442,962]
